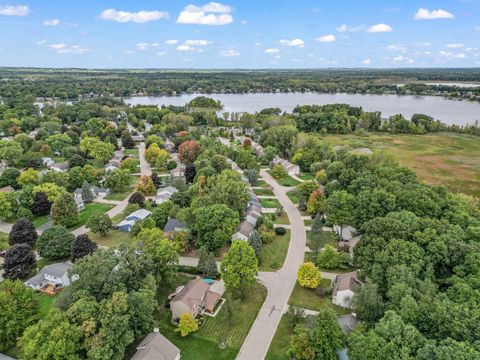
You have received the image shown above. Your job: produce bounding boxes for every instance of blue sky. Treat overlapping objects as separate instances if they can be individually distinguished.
[0,0,479,68]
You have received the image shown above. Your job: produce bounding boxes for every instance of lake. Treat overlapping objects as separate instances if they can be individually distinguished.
[125,93,480,126]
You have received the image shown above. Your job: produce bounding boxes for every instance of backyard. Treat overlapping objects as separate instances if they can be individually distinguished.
[306,231,338,251]
[89,229,135,248]
[72,202,115,229]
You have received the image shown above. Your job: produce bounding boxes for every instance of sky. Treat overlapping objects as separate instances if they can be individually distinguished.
[0,0,479,69]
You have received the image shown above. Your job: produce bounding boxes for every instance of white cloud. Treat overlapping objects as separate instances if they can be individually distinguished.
[136,42,150,51]
[476,26,480,32]
[100,8,169,23]
[367,23,393,33]
[265,48,280,54]
[415,42,431,47]
[362,58,371,65]
[414,8,453,20]
[0,5,29,16]
[220,49,240,57]
[315,34,336,42]
[454,53,466,59]
[165,40,178,45]
[43,19,60,26]
[184,39,209,46]
[50,43,88,54]
[386,44,408,52]
[393,55,407,61]
[36,40,47,45]
[157,51,166,56]
[279,38,304,47]
[446,43,464,49]
[336,24,365,32]
[177,44,194,51]
[254,42,261,47]
[177,2,233,26]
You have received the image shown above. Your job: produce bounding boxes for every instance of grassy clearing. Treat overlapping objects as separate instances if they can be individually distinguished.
[270,212,290,225]
[260,198,281,208]
[254,188,274,196]
[286,190,299,204]
[298,173,315,181]
[255,180,268,187]
[71,202,114,229]
[89,230,135,248]
[267,171,302,187]
[124,148,139,157]
[304,219,313,226]
[323,132,480,197]
[104,175,138,201]
[155,278,267,360]
[289,279,350,315]
[32,215,49,228]
[306,231,338,251]
[259,230,291,271]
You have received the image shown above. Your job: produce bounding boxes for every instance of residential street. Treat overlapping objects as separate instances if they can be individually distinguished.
[236,169,307,360]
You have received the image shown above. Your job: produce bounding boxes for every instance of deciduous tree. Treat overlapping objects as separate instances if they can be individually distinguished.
[297,262,321,289]
[4,244,36,279]
[37,225,75,259]
[71,234,97,261]
[9,218,37,247]
[86,213,112,237]
[51,192,79,227]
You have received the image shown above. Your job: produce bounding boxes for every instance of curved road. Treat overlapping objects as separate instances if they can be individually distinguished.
[236,169,306,360]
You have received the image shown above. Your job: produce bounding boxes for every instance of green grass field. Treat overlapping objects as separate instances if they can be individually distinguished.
[323,132,480,197]
[155,279,267,360]
[89,229,135,248]
[259,230,291,271]
[286,190,299,204]
[260,198,281,208]
[265,315,291,360]
[104,175,139,201]
[255,180,268,187]
[306,231,338,251]
[270,212,290,225]
[254,188,275,196]
[297,173,315,181]
[32,215,50,228]
[266,171,302,187]
[72,202,114,229]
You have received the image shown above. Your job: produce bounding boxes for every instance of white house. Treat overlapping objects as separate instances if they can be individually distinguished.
[332,271,362,308]
[155,186,178,204]
[25,261,78,291]
[232,220,255,242]
[118,209,152,232]
[272,156,300,176]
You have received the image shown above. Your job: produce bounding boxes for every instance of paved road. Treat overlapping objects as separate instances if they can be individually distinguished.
[138,142,152,176]
[236,169,307,360]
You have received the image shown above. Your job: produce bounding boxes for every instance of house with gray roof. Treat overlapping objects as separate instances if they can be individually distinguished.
[131,329,180,360]
[272,155,300,176]
[118,209,152,232]
[164,218,188,234]
[155,186,179,204]
[25,261,77,291]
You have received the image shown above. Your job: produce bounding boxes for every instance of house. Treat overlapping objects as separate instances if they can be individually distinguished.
[245,205,262,225]
[42,157,54,167]
[333,225,357,242]
[132,134,145,142]
[28,130,38,139]
[73,189,85,211]
[170,166,185,178]
[25,261,78,293]
[50,162,69,172]
[118,209,152,232]
[169,278,225,320]
[164,218,188,235]
[272,156,300,176]
[131,329,180,360]
[0,353,16,360]
[165,139,175,153]
[332,271,362,308]
[105,161,119,172]
[113,150,124,161]
[91,186,111,198]
[155,186,178,204]
[232,220,255,242]
[0,185,14,193]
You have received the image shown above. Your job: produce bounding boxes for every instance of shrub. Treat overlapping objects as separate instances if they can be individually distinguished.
[71,234,97,261]
[167,161,177,170]
[175,313,199,337]
[16,207,33,221]
[51,193,79,227]
[297,262,321,289]
[271,164,286,179]
[275,227,287,235]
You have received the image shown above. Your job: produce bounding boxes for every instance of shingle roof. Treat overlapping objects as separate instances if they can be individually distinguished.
[332,271,361,297]
[164,218,187,233]
[131,331,180,360]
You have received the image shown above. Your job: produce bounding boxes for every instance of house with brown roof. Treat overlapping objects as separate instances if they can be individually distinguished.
[332,271,362,308]
[130,329,180,360]
[168,278,225,320]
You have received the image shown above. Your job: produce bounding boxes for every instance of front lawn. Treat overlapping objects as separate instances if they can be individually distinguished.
[104,175,139,201]
[269,212,290,225]
[154,279,267,360]
[265,315,291,360]
[304,219,313,226]
[259,230,291,271]
[255,180,268,187]
[266,172,301,187]
[32,215,50,228]
[306,231,338,251]
[89,230,135,248]
[297,173,315,181]
[288,280,350,315]
[124,148,139,157]
[260,198,281,208]
[254,188,274,196]
[71,202,115,229]
[0,232,9,251]
[286,190,299,204]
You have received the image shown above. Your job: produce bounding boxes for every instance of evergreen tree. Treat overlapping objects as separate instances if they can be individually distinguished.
[298,196,307,211]
[311,213,322,234]
[32,192,51,216]
[197,246,218,278]
[184,164,196,184]
[248,229,262,260]
[51,193,79,227]
[81,181,94,203]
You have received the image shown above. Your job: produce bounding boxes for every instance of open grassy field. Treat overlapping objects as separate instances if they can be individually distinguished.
[260,198,282,208]
[72,202,114,229]
[322,132,480,197]
[259,229,291,271]
[89,229,135,248]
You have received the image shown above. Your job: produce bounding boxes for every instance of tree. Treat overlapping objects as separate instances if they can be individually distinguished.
[317,245,350,270]
[310,308,344,360]
[136,175,155,195]
[145,143,169,169]
[151,201,174,228]
[80,136,115,163]
[119,157,137,173]
[0,192,15,220]
[37,225,75,259]
[244,168,258,186]
[311,213,323,234]
[197,246,218,278]
[176,312,199,337]
[248,229,262,260]
[51,192,79,227]
[307,189,325,215]
[81,180,94,203]
[184,164,196,184]
[220,241,258,297]
[297,262,321,289]
[121,130,135,148]
[193,204,239,252]
[0,167,21,188]
[128,191,145,208]
[271,164,286,179]
[86,213,112,237]
[71,234,97,261]
[136,228,179,281]
[352,283,385,327]
[262,125,298,157]
[326,190,355,237]
[105,168,131,192]
[32,191,51,216]
[17,168,39,187]
[0,140,23,165]
[9,218,37,247]
[4,244,36,279]
[179,140,201,164]
[287,325,316,360]
[68,154,86,168]
[0,279,38,351]
[33,182,66,202]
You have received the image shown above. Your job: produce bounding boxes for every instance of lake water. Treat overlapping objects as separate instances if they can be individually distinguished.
[125,93,480,126]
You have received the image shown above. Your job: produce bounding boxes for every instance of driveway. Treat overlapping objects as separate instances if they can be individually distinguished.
[138,142,152,176]
[236,169,307,360]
